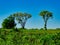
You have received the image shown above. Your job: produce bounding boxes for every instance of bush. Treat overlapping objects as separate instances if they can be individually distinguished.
[2,15,16,29]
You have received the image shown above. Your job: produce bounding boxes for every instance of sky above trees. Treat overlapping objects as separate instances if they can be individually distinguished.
[0,0,60,29]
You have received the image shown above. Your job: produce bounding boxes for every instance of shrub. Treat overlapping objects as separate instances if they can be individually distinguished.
[2,15,16,29]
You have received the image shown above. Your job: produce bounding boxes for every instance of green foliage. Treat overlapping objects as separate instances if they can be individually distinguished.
[2,15,16,29]
[0,29,60,45]
[52,32,60,45]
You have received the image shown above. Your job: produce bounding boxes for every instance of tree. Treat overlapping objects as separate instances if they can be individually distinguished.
[40,10,52,30]
[13,12,32,29]
[2,15,16,29]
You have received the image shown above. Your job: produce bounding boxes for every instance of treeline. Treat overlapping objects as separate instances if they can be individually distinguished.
[2,10,53,30]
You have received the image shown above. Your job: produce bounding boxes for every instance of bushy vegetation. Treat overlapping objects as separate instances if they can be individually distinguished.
[2,15,16,29]
[0,29,60,45]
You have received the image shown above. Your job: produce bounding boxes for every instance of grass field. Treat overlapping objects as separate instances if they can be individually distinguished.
[0,29,60,45]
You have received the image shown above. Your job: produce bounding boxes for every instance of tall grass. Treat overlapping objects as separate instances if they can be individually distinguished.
[0,29,60,45]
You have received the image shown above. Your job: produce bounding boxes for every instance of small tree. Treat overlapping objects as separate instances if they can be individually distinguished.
[40,10,53,30]
[13,13,32,29]
[2,15,16,29]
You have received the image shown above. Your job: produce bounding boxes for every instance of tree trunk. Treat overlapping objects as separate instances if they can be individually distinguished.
[22,26,24,29]
[44,22,47,30]
[21,20,27,29]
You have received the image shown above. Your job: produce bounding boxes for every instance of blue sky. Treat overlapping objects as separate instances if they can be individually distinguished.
[0,0,60,29]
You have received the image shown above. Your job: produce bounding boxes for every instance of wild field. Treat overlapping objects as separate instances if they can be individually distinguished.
[0,29,60,45]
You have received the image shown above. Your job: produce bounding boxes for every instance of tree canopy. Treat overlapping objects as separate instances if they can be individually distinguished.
[13,12,32,29]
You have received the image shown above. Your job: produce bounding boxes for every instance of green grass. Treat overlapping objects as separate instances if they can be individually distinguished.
[0,29,60,45]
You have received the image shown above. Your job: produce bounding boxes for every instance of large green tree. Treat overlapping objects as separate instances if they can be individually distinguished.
[40,10,53,30]
[2,15,16,29]
[13,12,32,29]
